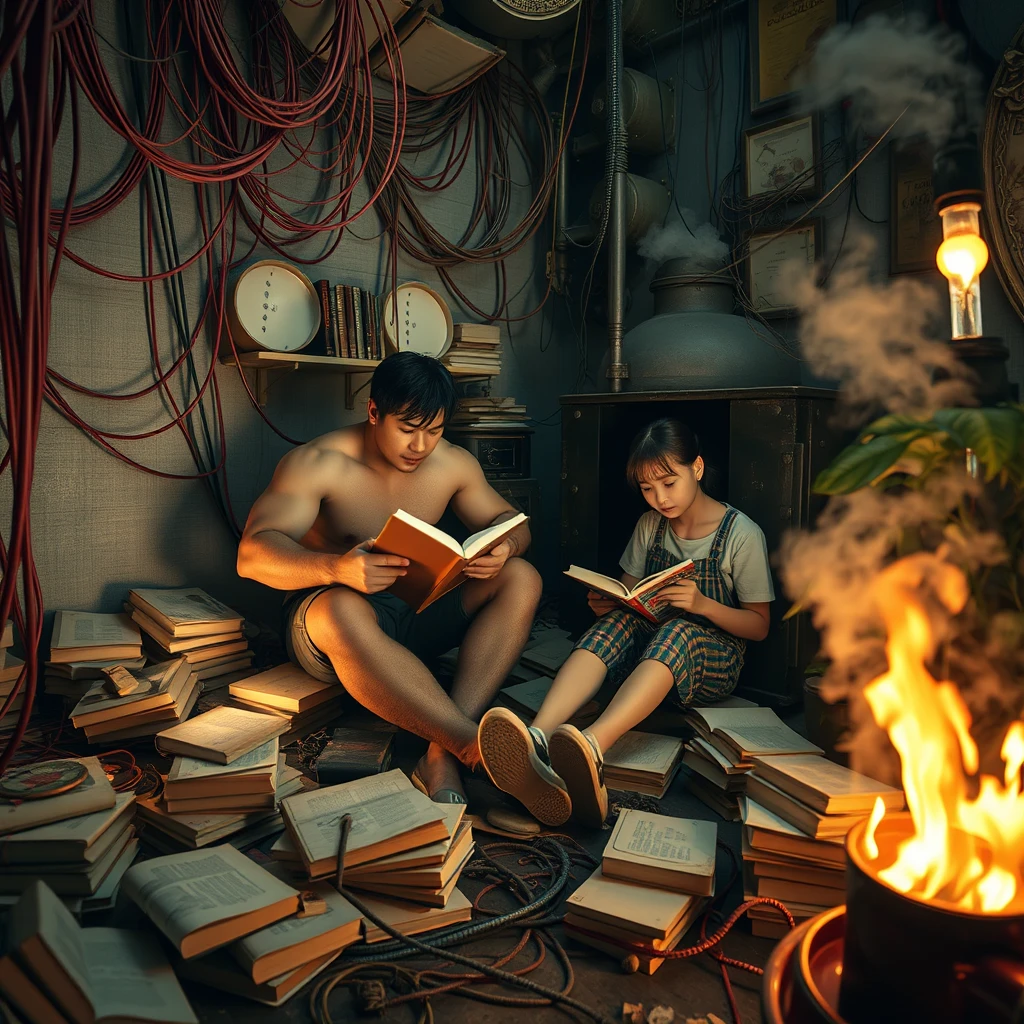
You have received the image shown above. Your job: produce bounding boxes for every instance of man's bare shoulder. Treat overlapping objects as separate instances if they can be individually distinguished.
[276,425,365,481]
[433,438,484,480]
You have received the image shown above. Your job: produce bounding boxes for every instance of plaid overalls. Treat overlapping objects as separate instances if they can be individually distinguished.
[575,508,746,705]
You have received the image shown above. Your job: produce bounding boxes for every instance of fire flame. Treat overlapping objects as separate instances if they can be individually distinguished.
[861,554,1024,912]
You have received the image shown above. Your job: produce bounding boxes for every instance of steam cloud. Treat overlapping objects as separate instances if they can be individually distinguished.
[637,211,729,271]
[780,233,974,419]
[800,14,984,146]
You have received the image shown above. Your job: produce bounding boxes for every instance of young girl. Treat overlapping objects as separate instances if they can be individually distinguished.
[478,418,774,827]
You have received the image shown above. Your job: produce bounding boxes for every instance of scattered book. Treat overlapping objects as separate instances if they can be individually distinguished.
[518,637,574,677]
[686,706,823,765]
[744,774,871,840]
[603,731,684,798]
[5,880,197,1024]
[360,887,473,944]
[684,774,741,821]
[70,658,191,729]
[163,757,285,815]
[602,809,717,897]
[497,675,600,727]
[0,757,116,837]
[127,587,243,637]
[122,844,300,958]
[371,509,527,613]
[85,673,200,744]
[564,562,697,624]
[343,803,465,875]
[312,725,395,785]
[740,796,845,868]
[155,705,291,764]
[165,738,279,802]
[280,769,448,879]
[228,664,342,714]
[48,611,142,664]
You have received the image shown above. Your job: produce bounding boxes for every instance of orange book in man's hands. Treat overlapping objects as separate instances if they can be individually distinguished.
[564,561,696,623]
[372,509,528,612]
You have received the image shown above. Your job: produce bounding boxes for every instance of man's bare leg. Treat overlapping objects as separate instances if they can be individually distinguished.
[304,589,480,766]
[419,558,542,798]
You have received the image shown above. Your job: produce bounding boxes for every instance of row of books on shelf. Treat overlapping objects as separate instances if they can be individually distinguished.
[310,281,385,360]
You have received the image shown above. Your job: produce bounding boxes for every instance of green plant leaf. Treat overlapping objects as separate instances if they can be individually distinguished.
[948,408,1022,480]
[813,434,918,494]
[859,413,932,440]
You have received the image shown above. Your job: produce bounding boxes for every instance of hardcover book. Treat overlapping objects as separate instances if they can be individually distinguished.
[564,561,696,624]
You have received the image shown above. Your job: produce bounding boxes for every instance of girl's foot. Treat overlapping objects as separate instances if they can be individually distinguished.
[477,708,571,826]
[548,725,608,828]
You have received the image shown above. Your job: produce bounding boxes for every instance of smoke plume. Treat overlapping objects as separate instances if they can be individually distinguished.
[780,233,974,419]
[637,211,729,271]
[800,14,984,146]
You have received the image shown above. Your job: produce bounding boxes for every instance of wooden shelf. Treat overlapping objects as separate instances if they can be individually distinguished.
[220,350,499,407]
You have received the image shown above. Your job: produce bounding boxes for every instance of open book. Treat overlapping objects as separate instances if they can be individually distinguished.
[564,561,696,623]
[5,880,197,1024]
[372,509,528,613]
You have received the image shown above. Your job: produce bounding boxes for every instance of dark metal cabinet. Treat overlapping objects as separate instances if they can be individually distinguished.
[558,387,847,707]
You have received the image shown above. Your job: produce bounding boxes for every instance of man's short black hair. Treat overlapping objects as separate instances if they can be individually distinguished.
[369,351,457,427]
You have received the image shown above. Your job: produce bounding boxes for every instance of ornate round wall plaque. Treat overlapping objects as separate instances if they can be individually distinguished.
[0,759,88,800]
[982,23,1024,324]
[446,0,580,39]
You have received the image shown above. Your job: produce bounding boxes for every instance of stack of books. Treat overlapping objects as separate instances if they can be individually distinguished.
[2,881,197,1024]
[603,731,684,799]
[43,610,145,700]
[127,587,254,690]
[309,281,384,360]
[360,888,474,943]
[449,396,528,429]
[564,809,715,974]
[138,707,309,854]
[682,705,823,821]
[741,754,904,938]
[311,724,395,785]
[70,657,199,744]
[227,664,345,746]
[0,792,138,913]
[444,323,501,375]
[344,804,473,907]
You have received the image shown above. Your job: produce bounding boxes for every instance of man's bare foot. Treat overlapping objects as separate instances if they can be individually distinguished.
[413,743,466,804]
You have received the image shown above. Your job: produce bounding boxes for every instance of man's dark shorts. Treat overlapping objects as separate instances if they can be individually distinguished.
[283,586,473,684]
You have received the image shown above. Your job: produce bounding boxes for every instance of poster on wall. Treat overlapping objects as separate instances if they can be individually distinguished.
[744,114,821,199]
[750,0,839,115]
[889,140,942,274]
[745,221,822,317]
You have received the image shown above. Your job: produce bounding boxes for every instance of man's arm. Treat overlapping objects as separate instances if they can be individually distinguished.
[237,447,407,593]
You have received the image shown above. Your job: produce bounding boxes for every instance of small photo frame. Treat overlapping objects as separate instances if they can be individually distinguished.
[749,0,840,115]
[744,114,821,200]
[745,220,823,317]
[890,139,942,275]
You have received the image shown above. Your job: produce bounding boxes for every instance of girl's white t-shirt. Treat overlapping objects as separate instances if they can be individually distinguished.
[619,505,776,604]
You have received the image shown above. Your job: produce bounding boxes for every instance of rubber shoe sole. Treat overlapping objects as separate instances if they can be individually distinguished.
[478,708,571,827]
[548,725,608,828]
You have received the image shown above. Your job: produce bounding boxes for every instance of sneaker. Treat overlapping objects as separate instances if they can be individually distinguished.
[477,708,571,826]
[548,725,608,828]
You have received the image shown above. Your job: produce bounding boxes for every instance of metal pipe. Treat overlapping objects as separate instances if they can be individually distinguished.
[605,0,629,392]
[552,112,571,295]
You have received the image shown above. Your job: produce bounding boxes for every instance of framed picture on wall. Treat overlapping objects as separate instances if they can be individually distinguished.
[749,0,840,115]
[889,139,942,275]
[744,220,823,317]
[743,114,821,200]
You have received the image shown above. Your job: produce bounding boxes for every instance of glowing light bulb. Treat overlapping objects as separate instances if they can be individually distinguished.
[936,202,986,339]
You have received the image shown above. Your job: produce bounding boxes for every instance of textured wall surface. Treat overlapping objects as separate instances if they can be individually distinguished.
[23,0,577,640]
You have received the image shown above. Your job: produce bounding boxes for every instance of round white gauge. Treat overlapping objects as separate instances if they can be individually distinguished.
[228,260,320,353]
[381,281,454,358]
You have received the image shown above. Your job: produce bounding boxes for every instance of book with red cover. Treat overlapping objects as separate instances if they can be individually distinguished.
[563,561,696,623]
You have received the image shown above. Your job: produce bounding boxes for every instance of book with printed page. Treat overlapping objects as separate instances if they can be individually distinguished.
[361,887,473,944]
[163,755,286,814]
[228,663,342,714]
[48,611,142,663]
[564,561,696,624]
[740,797,846,867]
[750,753,905,816]
[230,875,361,984]
[122,844,300,959]
[83,671,200,743]
[165,738,279,799]
[744,774,870,839]
[127,588,243,638]
[603,731,684,797]
[0,757,116,837]
[372,509,528,613]
[601,809,717,897]
[686,706,823,765]
[155,705,291,764]
[345,803,465,874]
[280,768,449,879]
[131,607,242,653]
[70,659,190,728]
[6,880,197,1024]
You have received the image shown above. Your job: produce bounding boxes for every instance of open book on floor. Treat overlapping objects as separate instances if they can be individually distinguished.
[564,561,695,623]
[372,509,527,613]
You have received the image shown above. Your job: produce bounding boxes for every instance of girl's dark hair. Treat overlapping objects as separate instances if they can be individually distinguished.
[370,352,457,427]
[626,418,702,487]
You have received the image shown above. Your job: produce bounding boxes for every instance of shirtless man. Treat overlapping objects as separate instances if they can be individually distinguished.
[237,352,541,803]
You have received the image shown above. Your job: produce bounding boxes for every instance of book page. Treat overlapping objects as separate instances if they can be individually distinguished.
[283,769,443,866]
[752,753,900,797]
[121,845,298,949]
[157,706,286,757]
[54,611,140,649]
[169,738,279,782]
[610,811,715,873]
[233,882,359,964]
[387,510,462,555]
[563,566,629,598]
[132,588,239,625]
[739,796,842,843]
[721,721,821,755]
[500,676,553,714]
[71,661,180,715]
[85,929,197,1024]
[462,513,527,561]
[632,560,695,596]
[604,731,682,773]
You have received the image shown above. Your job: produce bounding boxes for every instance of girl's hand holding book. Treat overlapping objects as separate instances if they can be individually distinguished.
[656,579,708,615]
[586,590,617,617]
